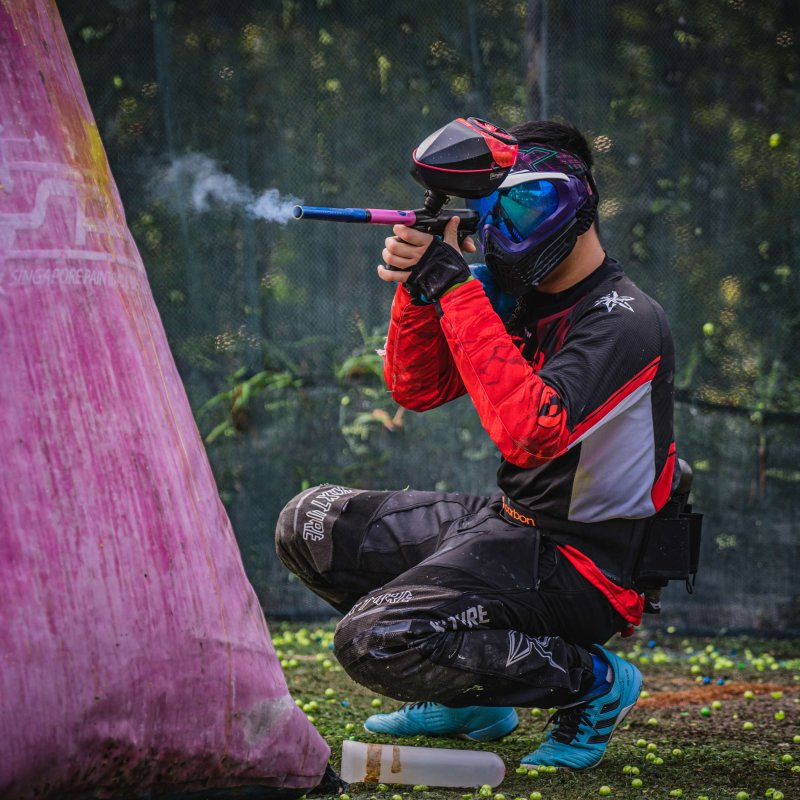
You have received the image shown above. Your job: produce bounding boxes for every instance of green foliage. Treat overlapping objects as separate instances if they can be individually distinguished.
[335,321,385,386]
[197,364,301,444]
[60,0,800,621]
[334,318,400,462]
[63,0,800,418]
[549,0,800,416]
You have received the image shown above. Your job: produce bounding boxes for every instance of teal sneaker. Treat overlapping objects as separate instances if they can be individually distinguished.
[364,702,518,742]
[521,647,642,770]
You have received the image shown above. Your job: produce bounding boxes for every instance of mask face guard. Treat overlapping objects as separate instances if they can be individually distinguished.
[482,220,581,297]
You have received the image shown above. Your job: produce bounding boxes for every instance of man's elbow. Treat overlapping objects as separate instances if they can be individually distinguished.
[388,387,443,412]
[500,435,567,469]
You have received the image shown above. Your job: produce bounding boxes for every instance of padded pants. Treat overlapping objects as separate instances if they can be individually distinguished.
[276,485,626,708]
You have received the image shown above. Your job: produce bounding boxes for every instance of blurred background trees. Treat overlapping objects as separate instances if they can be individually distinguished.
[57,0,799,631]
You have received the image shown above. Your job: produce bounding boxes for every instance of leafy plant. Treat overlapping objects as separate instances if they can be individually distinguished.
[335,318,404,458]
[198,364,301,444]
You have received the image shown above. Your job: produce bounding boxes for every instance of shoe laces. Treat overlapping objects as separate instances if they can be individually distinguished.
[403,701,436,712]
[544,703,595,744]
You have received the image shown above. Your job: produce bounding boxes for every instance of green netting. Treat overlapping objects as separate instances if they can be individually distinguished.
[59,0,800,633]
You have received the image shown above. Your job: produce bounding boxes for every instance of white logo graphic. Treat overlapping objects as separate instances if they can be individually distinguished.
[301,512,325,542]
[594,290,635,312]
[301,485,355,541]
[429,604,490,633]
[345,589,414,618]
[357,590,413,610]
[506,631,567,672]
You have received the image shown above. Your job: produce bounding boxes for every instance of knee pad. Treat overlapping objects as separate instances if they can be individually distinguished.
[275,484,366,579]
[334,614,432,701]
[274,489,309,569]
[333,585,467,701]
[275,485,331,578]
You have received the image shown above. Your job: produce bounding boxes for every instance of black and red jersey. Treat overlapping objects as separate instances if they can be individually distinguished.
[382,256,678,624]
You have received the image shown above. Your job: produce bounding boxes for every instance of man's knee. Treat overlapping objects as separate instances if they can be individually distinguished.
[332,587,471,702]
[274,484,339,583]
[274,488,308,571]
[334,611,435,701]
[275,486,332,586]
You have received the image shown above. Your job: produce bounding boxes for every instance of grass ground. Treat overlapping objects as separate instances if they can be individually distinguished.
[271,621,800,800]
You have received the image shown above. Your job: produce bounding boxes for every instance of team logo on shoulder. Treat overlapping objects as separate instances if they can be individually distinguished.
[594,290,635,312]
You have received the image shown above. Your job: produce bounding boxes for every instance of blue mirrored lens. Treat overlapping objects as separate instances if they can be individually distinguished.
[465,193,498,223]
[499,180,559,241]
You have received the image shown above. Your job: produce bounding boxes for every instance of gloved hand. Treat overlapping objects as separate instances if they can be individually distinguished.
[376,216,476,302]
[404,237,472,304]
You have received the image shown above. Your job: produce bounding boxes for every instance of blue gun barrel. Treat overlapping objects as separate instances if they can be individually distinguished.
[292,205,417,225]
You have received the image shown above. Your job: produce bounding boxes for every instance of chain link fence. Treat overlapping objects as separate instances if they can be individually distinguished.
[59,0,800,633]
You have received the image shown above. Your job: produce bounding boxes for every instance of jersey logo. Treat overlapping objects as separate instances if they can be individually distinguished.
[537,386,565,429]
[594,290,635,312]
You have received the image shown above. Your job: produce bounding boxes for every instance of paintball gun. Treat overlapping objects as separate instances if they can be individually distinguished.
[292,117,519,238]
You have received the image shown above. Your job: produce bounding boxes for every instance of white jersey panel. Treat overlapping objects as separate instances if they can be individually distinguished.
[568,383,657,521]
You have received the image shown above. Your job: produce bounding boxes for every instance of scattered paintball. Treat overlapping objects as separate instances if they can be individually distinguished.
[276,623,799,799]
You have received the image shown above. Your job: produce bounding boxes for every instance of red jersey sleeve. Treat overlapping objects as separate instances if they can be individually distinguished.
[437,280,571,467]
[382,284,466,410]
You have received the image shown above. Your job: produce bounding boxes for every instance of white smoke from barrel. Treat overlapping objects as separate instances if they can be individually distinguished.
[158,153,300,223]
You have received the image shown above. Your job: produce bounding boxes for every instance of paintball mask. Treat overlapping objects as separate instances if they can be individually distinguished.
[466,147,599,296]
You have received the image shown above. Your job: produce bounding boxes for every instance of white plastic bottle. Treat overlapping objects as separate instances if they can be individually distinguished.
[340,739,506,789]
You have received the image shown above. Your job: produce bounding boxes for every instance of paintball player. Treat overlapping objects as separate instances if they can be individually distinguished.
[276,120,681,769]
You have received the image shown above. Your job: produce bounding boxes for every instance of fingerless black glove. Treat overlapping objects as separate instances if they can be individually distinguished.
[405,238,472,304]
